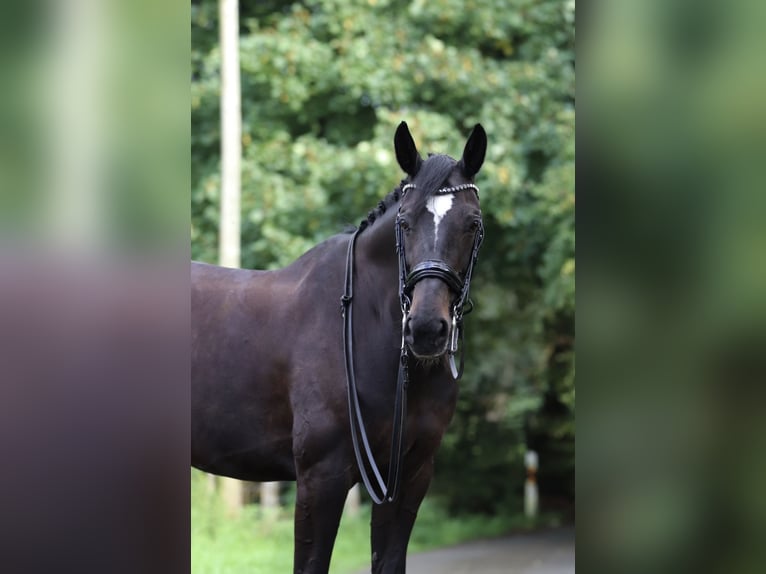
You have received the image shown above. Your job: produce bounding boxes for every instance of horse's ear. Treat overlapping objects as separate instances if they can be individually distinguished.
[394,121,423,177]
[459,124,487,179]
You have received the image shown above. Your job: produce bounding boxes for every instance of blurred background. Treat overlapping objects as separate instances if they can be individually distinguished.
[579,1,766,573]
[191,0,574,570]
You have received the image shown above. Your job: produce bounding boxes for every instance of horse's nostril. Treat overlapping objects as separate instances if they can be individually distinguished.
[438,319,449,339]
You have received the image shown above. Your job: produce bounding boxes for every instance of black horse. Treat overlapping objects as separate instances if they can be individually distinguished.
[192,121,487,574]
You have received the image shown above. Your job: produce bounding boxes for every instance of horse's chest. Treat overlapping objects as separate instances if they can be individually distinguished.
[405,391,457,448]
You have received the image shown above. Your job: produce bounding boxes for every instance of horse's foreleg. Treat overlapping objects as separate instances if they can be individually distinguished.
[293,464,349,574]
[370,459,434,574]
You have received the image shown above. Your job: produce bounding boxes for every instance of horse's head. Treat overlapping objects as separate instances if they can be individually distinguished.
[393,121,486,360]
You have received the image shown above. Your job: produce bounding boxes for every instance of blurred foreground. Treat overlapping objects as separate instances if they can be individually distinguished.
[0,1,190,572]
[580,1,766,573]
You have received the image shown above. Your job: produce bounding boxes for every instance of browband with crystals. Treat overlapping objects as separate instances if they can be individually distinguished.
[401,182,479,197]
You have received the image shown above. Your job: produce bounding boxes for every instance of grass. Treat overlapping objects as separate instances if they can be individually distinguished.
[191,470,555,574]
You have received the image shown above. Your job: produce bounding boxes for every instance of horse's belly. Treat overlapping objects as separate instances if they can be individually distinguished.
[191,417,297,482]
[191,448,296,482]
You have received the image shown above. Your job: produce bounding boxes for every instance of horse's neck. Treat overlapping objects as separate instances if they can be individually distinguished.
[354,207,400,311]
[352,207,403,387]
[356,206,398,268]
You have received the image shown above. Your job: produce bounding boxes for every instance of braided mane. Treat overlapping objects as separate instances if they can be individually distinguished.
[353,154,458,232]
[354,181,406,232]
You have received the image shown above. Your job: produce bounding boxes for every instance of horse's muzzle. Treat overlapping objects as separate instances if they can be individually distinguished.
[403,313,450,358]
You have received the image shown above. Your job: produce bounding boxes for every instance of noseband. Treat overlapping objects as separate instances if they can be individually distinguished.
[396,182,484,378]
[340,181,483,504]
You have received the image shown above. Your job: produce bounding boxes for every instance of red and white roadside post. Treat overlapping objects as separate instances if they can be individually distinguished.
[524,450,539,518]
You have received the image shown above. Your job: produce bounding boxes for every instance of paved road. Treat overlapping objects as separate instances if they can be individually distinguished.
[358,527,574,574]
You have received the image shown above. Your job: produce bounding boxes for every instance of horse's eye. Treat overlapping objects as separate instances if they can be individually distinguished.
[398,219,411,233]
[466,219,481,233]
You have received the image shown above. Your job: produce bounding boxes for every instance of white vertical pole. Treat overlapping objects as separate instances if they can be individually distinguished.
[344,483,361,518]
[218,0,241,269]
[260,482,280,515]
[217,0,243,515]
[49,0,104,248]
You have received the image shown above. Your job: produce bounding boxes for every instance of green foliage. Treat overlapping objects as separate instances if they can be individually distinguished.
[192,0,574,514]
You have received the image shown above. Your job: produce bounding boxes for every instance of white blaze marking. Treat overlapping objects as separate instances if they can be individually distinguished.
[425,194,454,246]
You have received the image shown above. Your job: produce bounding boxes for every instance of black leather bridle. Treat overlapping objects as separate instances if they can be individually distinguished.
[340,182,483,504]
[396,182,484,379]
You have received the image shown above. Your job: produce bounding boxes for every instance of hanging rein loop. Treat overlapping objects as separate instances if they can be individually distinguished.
[341,227,407,504]
[341,182,483,504]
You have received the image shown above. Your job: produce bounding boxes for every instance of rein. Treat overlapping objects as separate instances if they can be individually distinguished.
[341,183,483,504]
[341,227,408,504]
